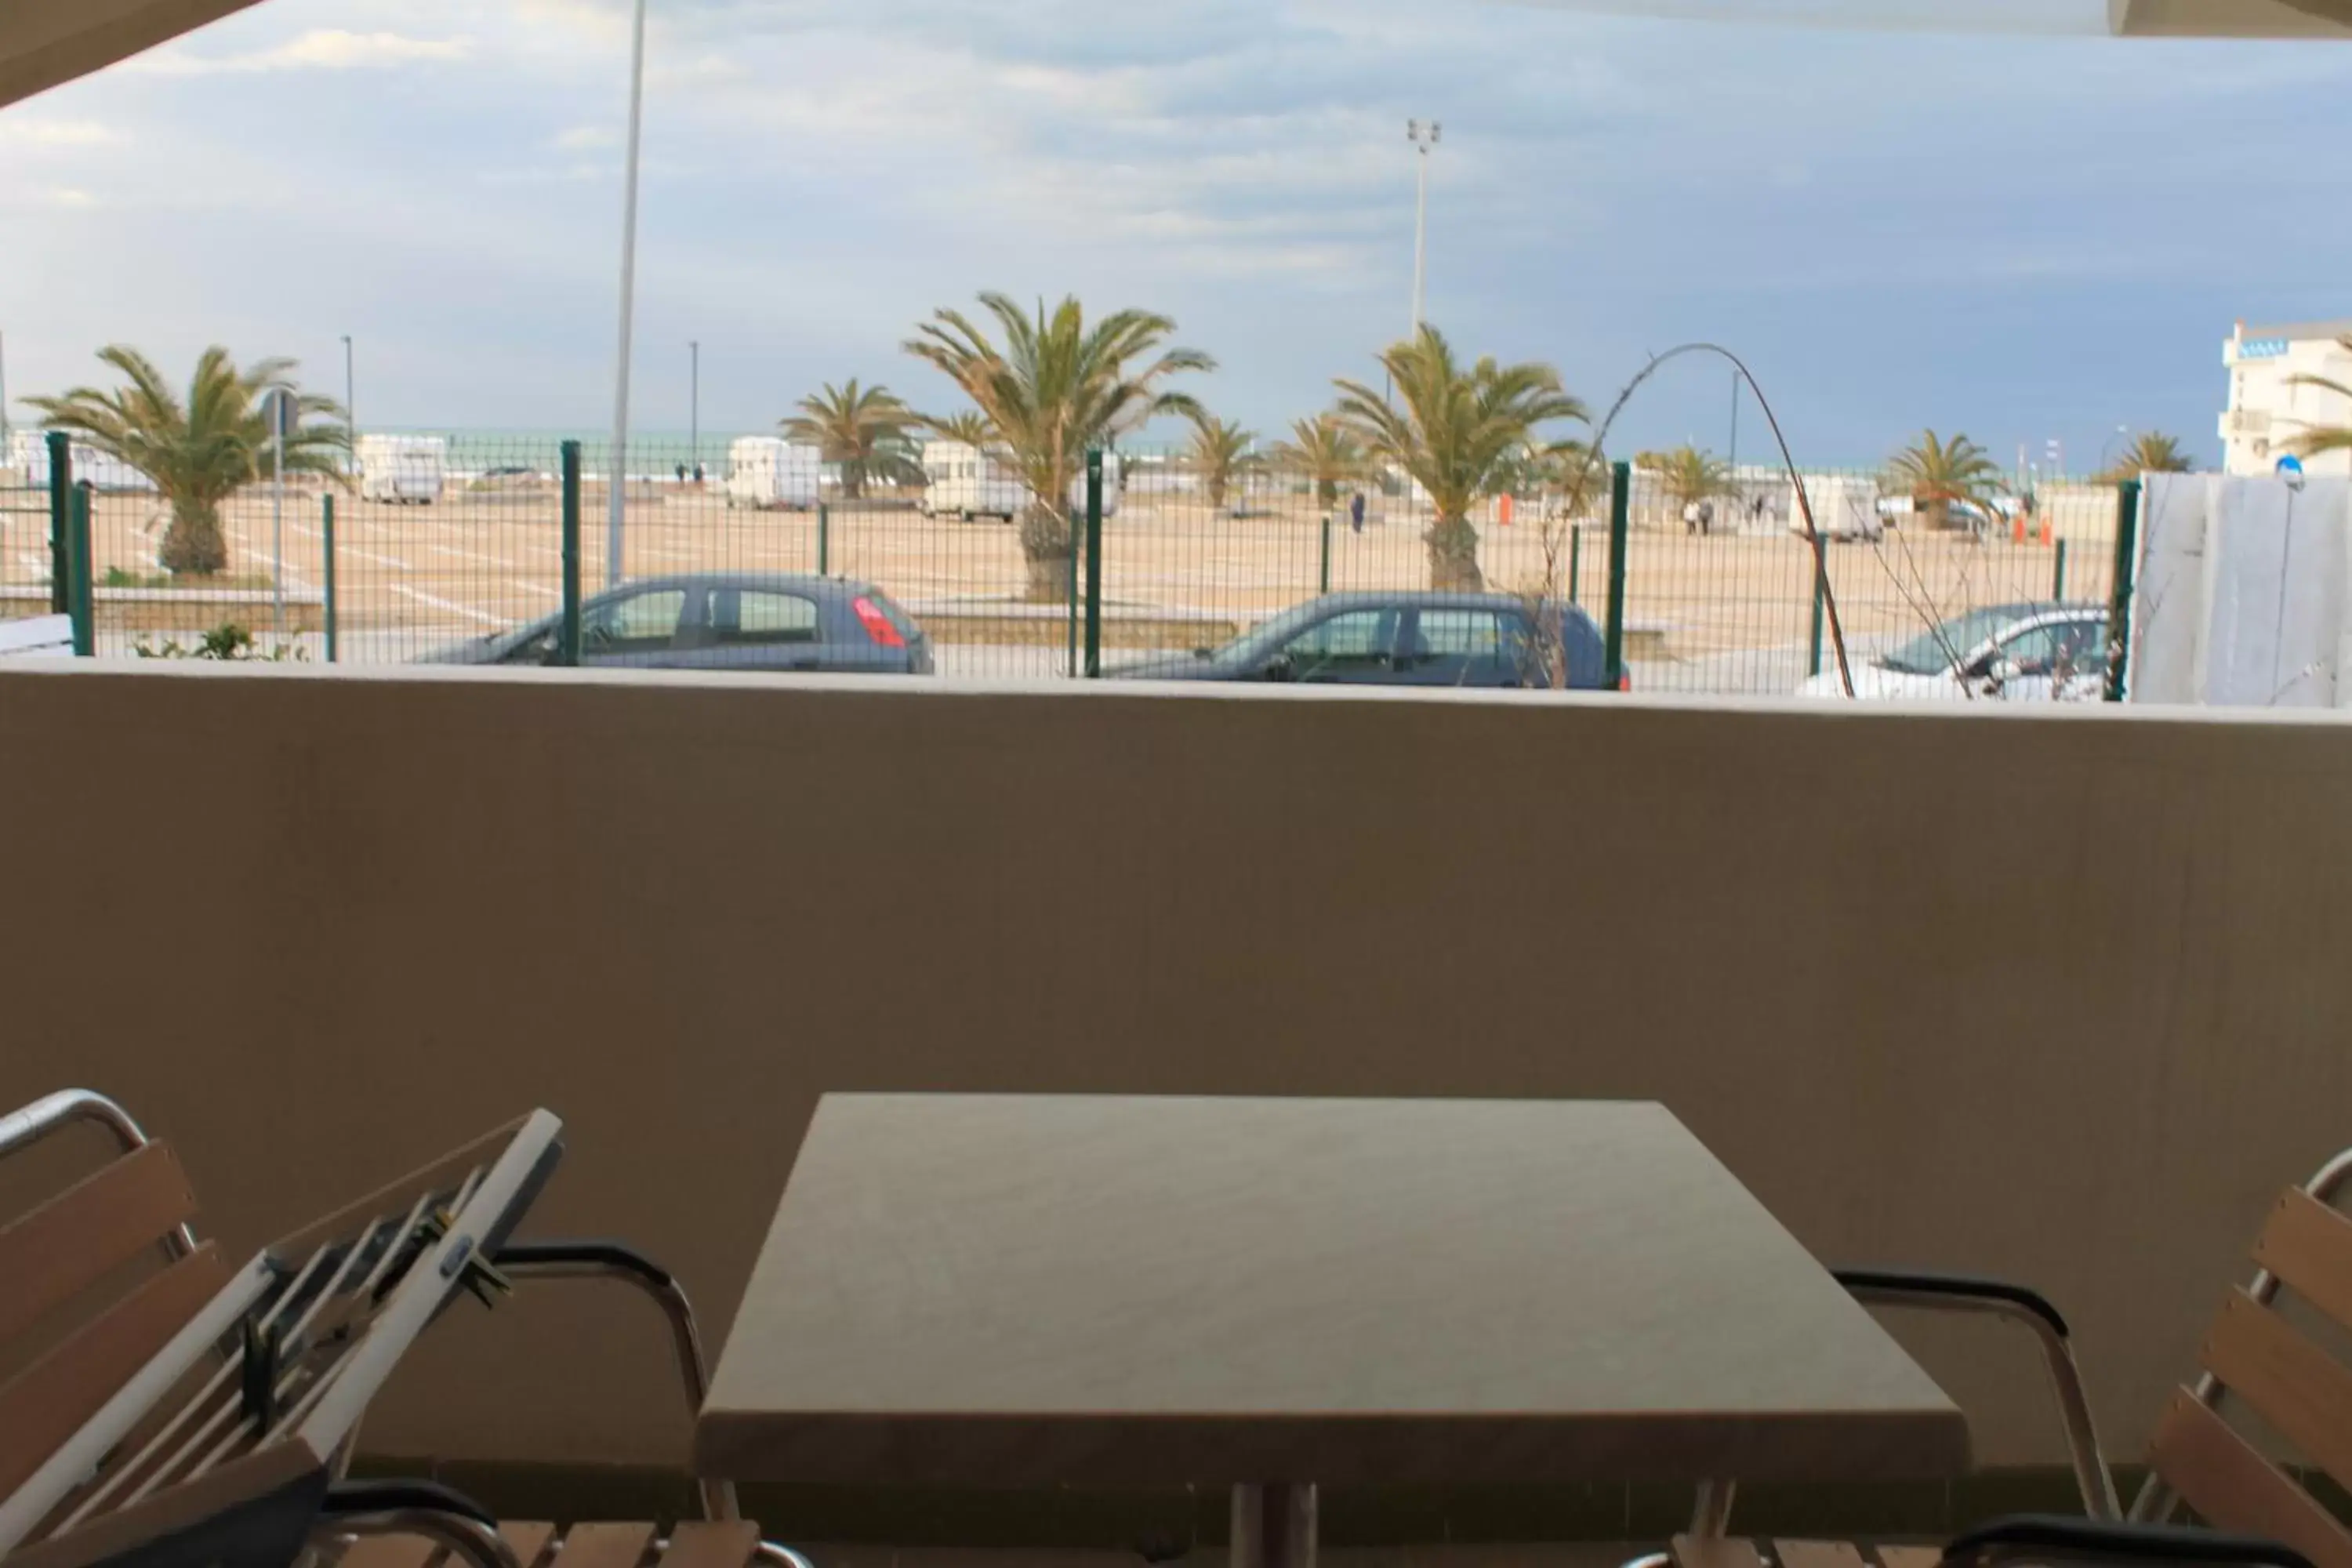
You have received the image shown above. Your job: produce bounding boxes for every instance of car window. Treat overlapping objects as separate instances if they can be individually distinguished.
[583,588,686,652]
[1285,609,1392,667]
[2053,618,2108,677]
[717,590,821,646]
[1994,624,2065,676]
[1412,609,1510,659]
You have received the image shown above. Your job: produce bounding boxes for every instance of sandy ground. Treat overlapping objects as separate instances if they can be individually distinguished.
[0,481,2113,694]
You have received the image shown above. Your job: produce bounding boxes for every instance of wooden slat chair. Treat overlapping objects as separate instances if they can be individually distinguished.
[0,1090,811,1568]
[1659,1147,2352,1568]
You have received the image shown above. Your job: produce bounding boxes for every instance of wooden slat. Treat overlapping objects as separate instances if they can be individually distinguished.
[0,1242,229,1499]
[1672,1537,1768,1568]
[552,1522,657,1568]
[2204,1288,2352,1489]
[1875,1547,1943,1568]
[0,1142,195,1346]
[337,1537,443,1568]
[501,1523,558,1568]
[2150,1387,2352,1568]
[1776,1541,1871,1568]
[2254,1188,2352,1333]
[652,1522,761,1568]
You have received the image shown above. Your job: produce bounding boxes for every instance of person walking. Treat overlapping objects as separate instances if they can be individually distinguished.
[1349,491,1367,534]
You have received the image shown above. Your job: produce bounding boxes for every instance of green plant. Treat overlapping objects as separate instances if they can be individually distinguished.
[104,566,167,589]
[1268,415,1367,507]
[132,621,307,661]
[27,347,346,579]
[916,409,1003,454]
[906,292,1213,601]
[2286,343,2352,459]
[1886,429,2002,532]
[1332,325,1588,590]
[2100,431,2195,479]
[1647,445,1733,522]
[1184,412,1258,511]
[781,379,925,500]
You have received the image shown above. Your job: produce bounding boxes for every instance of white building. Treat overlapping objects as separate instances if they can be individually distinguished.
[2220,319,2352,479]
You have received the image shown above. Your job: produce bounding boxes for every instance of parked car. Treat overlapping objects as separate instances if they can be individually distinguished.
[1795,601,2107,702]
[1105,591,1620,690]
[418,573,934,674]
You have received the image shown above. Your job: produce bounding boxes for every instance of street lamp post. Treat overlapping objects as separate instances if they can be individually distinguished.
[340,335,355,476]
[689,339,699,482]
[606,0,651,588]
[1406,119,1441,338]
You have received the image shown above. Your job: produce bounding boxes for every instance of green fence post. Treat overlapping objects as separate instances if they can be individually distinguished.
[559,441,583,667]
[2103,478,2142,703]
[1806,555,1827,680]
[67,481,94,656]
[1603,463,1632,688]
[1318,510,1333,595]
[1083,449,1105,678]
[2052,538,2069,603]
[321,493,339,663]
[1567,524,1583,608]
[817,503,830,576]
[46,431,71,614]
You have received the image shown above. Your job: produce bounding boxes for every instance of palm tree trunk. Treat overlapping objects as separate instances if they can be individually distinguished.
[1018,504,1075,604]
[160,498,229,578]
[1425,514,1483,591]
[840,465,865,502]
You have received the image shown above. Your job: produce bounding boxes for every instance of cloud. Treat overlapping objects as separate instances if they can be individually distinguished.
[42,188,99,208]
[0,119,125,147]
[552,125,619,150]
[134,30,474,75]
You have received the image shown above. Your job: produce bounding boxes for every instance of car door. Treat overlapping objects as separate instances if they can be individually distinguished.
[676,586,828,672]
[1264,606,1403,684]
[1976,619,2104,702]
[577,584,695,668]
[1394,607,1522,687]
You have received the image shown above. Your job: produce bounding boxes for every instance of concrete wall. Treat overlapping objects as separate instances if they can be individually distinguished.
[3,664,2350,1490]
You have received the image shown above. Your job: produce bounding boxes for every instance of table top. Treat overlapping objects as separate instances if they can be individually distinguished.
[697,1094,1967,1489]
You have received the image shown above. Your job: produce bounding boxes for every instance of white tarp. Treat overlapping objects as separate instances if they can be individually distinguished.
[2130,473,2352,707]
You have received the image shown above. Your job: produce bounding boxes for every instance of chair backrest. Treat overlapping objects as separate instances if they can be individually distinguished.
[0,1098,230,1519]
[2142,1152,2352,1568]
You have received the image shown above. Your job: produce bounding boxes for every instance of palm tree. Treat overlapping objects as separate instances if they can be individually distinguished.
[1332,325,1588,590]
[781,379,924,501]
[1886,429,2002,532]
[905,293,1213,601]
[2100,432,2196,480]
[1268,415,1367,507]
[2286,343,2352,459]
[1185,412,1258,511]
[918,409,1003,455]
[1647,445,1733,525]
[27,346,344,578]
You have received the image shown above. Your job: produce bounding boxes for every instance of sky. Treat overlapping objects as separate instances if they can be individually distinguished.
[2,0,2348,467]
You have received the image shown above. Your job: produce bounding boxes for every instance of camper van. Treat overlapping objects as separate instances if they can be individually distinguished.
[920,442,1121,521]
[724,438,822,510]
[6,430,156,493]
[358,434,447,505]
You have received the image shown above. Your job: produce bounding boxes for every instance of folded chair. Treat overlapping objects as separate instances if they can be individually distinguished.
[1649,1145,2352,1568]
[0,1091,811,1568]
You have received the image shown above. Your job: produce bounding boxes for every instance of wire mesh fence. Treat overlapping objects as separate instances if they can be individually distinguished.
[0,433,2130,699]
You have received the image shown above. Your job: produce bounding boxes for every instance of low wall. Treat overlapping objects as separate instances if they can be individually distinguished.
[2,667,2349,1525]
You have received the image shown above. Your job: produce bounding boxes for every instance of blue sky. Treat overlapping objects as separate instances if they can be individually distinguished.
[2,0,2347,466]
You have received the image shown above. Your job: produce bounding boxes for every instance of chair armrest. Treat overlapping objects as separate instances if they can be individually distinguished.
[1831,1270,2072,1338]
[484,1238,734,1524]
[1945,1514,2316,1568]
[1832,1268,2117,1520]
[322,1479,499,1528]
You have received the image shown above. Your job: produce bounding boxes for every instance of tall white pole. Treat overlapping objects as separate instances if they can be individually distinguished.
[1410,147,1428,336]
[689,339,699,479]
[606,0,650,589]
[341,335,354,476]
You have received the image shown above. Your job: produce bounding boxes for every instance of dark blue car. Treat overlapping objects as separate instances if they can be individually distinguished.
[1106,592,1617,689]
[419,573,934,675]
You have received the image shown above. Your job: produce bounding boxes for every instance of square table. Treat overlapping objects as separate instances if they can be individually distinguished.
[698,1095,1967,1568]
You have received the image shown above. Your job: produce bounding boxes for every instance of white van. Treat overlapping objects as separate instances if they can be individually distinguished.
[7,430,156,493]
[724,438,822,510]
[920,441,1121,521]
[358,434,447,505]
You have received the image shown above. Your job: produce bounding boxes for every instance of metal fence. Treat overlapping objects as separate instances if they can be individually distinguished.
[0,432,2135,698]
